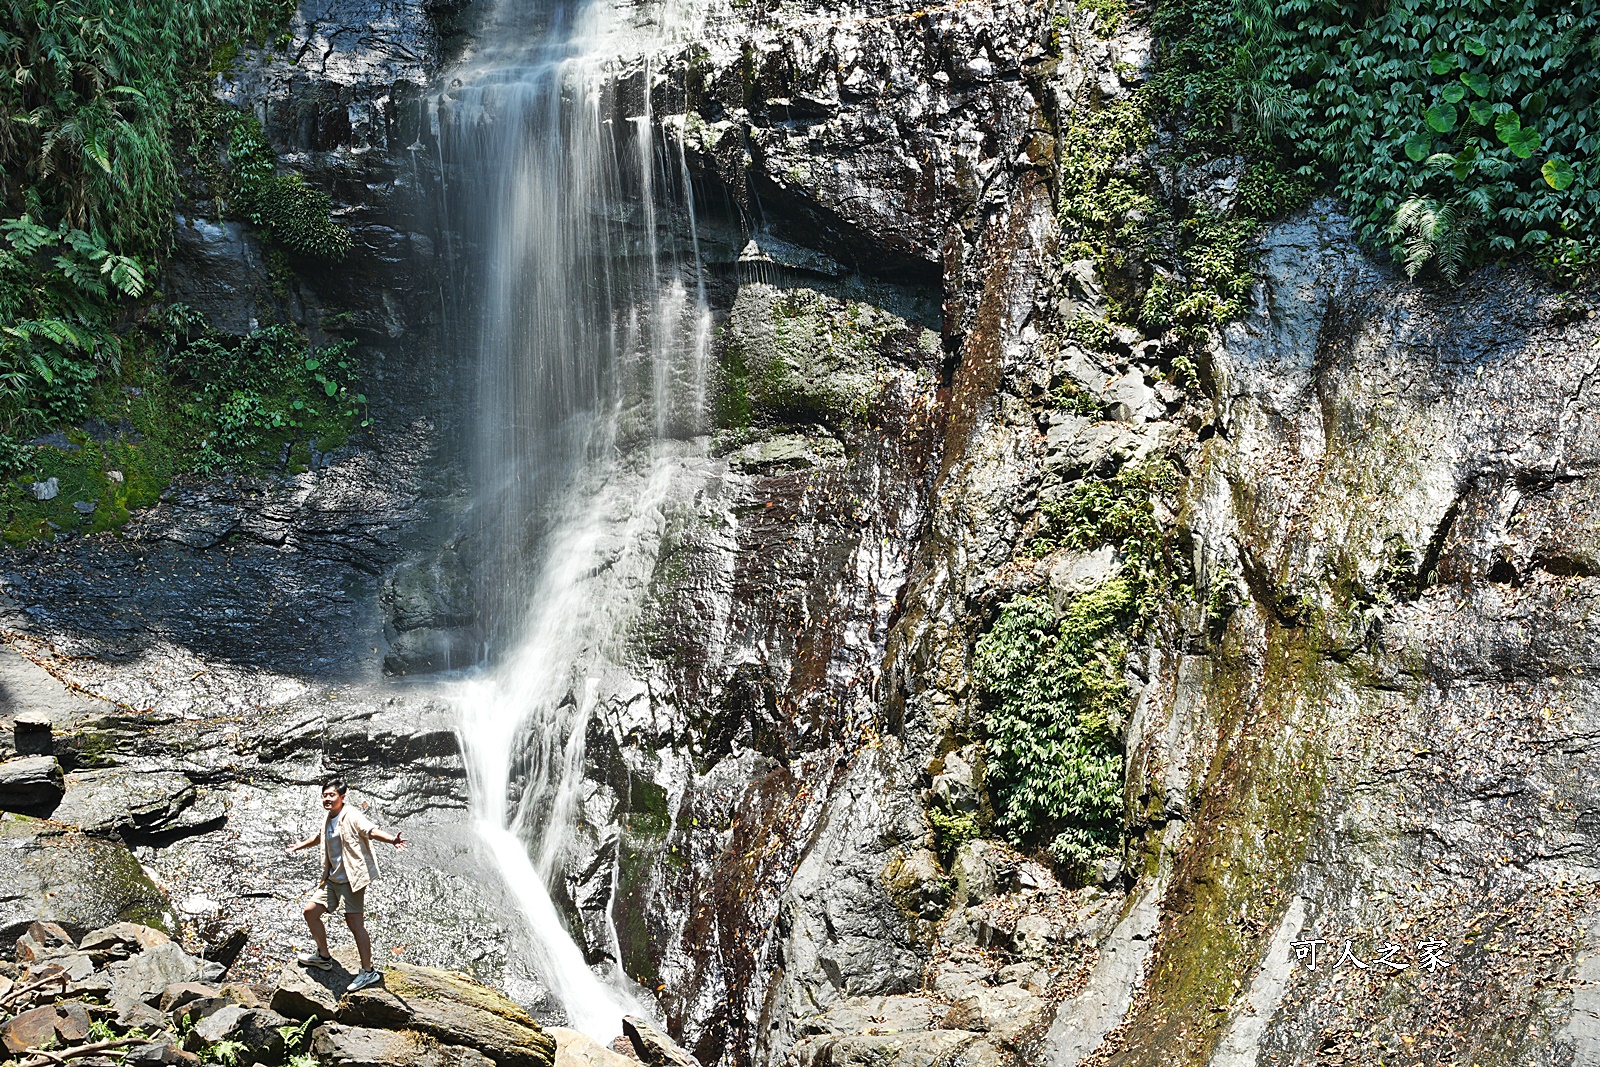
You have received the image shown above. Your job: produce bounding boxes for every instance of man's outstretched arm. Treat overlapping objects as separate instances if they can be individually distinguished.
[369,826,407,848]
[285,832,322,855]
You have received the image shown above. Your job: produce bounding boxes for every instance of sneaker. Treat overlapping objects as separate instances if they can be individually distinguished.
[297,953,334,970]
[347,968,383,992]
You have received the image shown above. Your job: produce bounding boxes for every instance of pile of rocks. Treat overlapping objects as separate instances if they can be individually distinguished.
[788,839,1122,1066]
[0,921,567,1067]
[1,918,710,1067]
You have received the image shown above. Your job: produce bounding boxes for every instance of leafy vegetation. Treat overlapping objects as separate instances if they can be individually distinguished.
[976,462,1179,873]
[0,0,362,541]
[1032,461,1181,610]
[1244,0,1600,280]
[175,88,353,260]
[1055,0,1311,346]
[927,808,982,855]
[2,322,366,544]
[201,1038,248,1066]
[975,584,1133,871]
[1061,0,1597,344]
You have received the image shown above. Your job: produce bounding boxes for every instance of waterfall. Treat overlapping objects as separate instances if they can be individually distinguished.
[434,0,714,1040]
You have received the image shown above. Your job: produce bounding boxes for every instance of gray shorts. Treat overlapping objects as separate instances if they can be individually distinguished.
[308,880,365,915]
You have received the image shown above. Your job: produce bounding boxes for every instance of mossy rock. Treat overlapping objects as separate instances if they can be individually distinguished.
[0,812,172,941]
[338,963,558,1067]
[715,283,937,429]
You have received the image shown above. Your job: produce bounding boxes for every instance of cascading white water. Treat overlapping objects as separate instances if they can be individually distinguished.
[434,0,715,1040]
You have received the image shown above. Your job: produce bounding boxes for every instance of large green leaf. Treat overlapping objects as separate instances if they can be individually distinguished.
[1405,132,1432,161]
[1542,157,1576,190]
[1425,103,1459,132]
[1496,114,1542,158]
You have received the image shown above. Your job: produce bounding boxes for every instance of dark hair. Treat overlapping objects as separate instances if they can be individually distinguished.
[321,779,348,796]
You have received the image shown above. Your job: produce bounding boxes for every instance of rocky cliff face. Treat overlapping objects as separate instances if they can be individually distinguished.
[2,0,1599,1066]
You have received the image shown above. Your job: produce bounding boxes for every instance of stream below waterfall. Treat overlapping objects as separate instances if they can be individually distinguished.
[433,0,715,1039]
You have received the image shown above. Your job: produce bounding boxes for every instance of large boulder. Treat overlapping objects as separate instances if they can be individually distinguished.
[312,1023,495,1067]
[108,941,203,1007]
[551,1029,637,1067]
[333,960,557,1067]
[0,756,64,817]
[53,769,223,838]
[621,1017,699,1067]
[272,954,358,1019]
[0,814,171,943]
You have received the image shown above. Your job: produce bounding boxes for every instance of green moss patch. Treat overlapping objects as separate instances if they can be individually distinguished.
[713,284,937,430]
[0,323,367,543]
[1112,626,1331,1066]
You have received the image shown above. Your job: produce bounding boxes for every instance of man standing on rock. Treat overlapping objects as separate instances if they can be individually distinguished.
[286,779,406,992]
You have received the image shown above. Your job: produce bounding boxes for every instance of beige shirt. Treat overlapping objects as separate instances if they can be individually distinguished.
[320,803,380,892]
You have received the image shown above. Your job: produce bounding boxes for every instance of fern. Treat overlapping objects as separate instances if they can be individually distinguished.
[1388,195,1480,281]
[203,1039,247,1067]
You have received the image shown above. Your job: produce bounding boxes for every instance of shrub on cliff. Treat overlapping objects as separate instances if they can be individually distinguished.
[0,1,354,481]
[1244,0,1599,280]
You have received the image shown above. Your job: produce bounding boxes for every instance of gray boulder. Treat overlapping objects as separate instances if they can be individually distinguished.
[108,941,203,1006]
[795,996,949,1038]
[124,1043,201,1067]
[53,769,218,837]
[272,954,357,1019]
[335,959,557,1067]
[160,982,221,1013]
[550,1029,636,1067]
[313,1023,495,1067]
[80,922,173,962]
[949,841,1014,907]
[190,1005,290,1064]
[13,713,52,756]
[621,1016,700,1067]
[0,815,171,943]
[0,756,64,817]
[933,963,1052,1045]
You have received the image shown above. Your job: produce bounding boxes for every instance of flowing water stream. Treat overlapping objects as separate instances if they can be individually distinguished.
[434,0,714,1039]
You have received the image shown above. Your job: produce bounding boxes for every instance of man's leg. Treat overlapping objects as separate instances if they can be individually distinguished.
[344,911,373,972]
[302,900,332,959]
